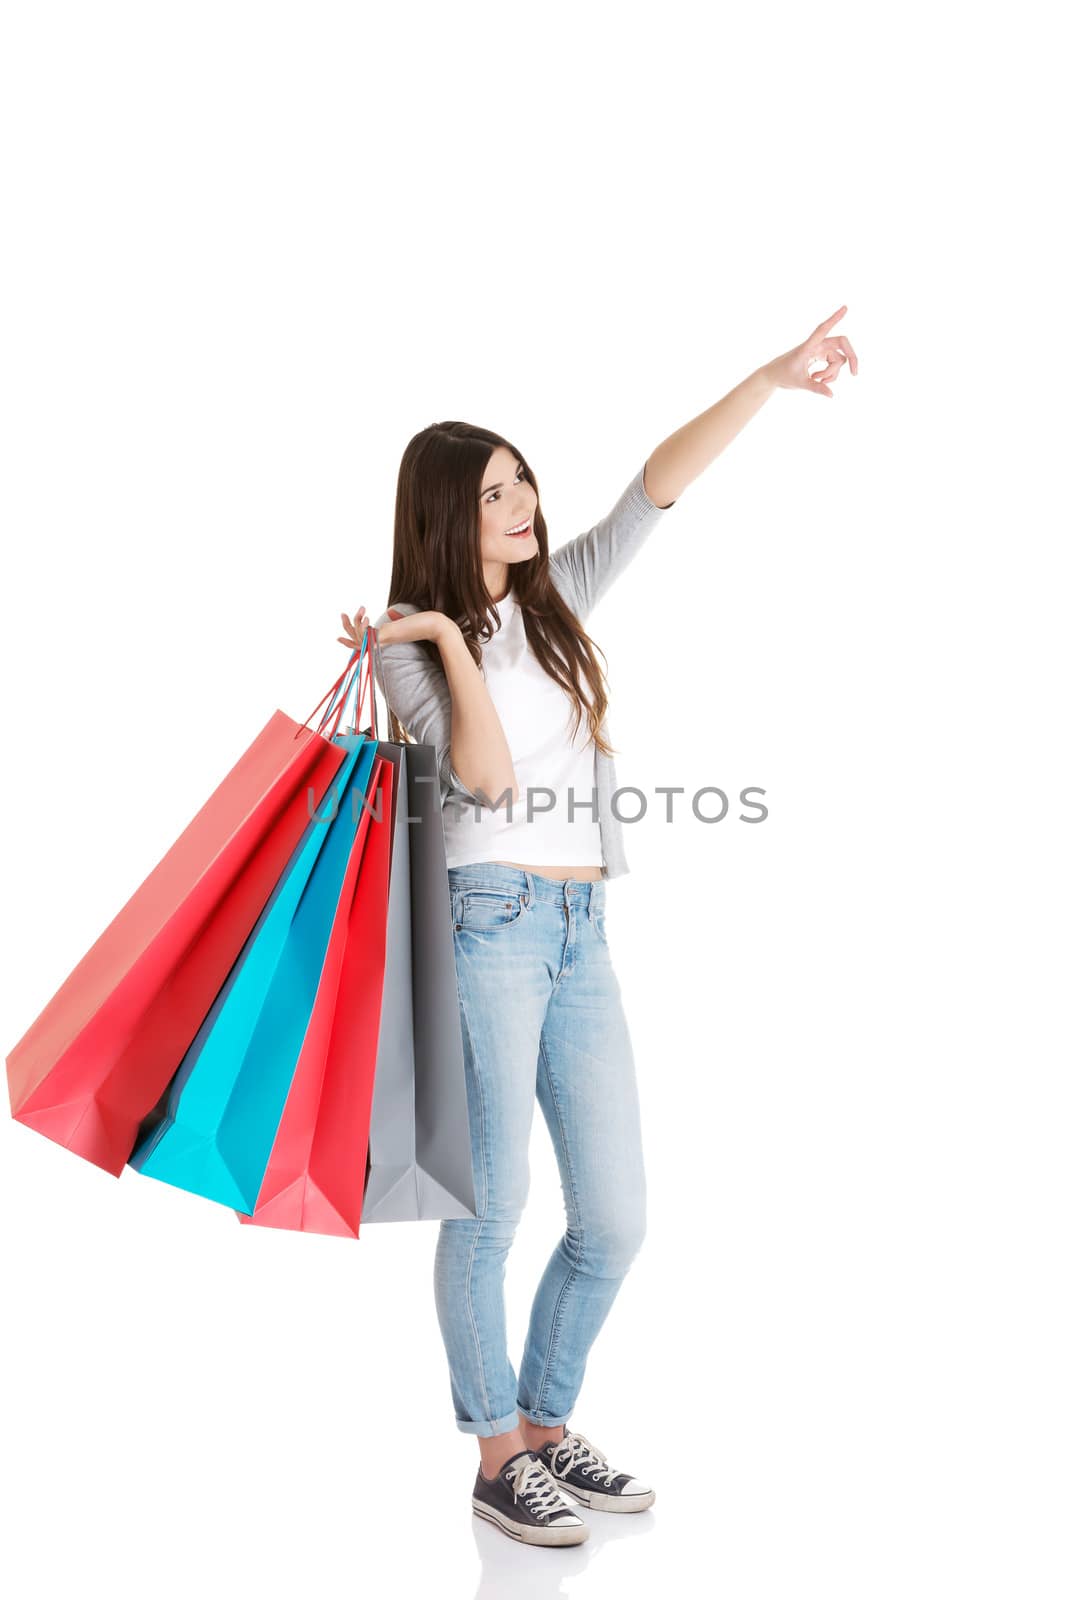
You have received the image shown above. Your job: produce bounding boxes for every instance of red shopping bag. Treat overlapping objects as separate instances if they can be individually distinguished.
[5,661,365,1177]
[236,751,394,1238]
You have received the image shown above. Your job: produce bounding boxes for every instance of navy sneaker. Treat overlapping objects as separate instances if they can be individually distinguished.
[471,1448,589,1546]
[532,1426,655,1513]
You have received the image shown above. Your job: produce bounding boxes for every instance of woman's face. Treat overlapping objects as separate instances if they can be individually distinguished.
[479,446,538,571]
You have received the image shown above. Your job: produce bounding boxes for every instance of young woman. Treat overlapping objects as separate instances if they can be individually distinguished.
[339,308,856,1548]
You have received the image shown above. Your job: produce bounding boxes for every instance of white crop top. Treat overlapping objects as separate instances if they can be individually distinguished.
[442,590,604,871]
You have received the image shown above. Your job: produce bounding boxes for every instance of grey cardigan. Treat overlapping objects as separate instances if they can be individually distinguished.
[371,461,675,879]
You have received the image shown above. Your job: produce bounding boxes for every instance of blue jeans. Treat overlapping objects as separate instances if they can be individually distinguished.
[434,863,648,1437]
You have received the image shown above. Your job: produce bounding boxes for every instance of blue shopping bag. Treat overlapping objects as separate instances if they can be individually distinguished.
[128,728,379,1212]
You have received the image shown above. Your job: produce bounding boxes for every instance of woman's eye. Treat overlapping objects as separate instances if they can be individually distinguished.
[490,467,525,504]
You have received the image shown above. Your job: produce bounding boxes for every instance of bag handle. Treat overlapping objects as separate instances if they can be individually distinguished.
[295,625,380,742]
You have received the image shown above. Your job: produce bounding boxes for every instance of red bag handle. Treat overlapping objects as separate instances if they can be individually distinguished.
[294,625,380,742]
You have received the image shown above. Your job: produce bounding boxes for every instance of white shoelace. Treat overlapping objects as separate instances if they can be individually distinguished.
[548,1430,622,1486]
[507,1455,575,1514]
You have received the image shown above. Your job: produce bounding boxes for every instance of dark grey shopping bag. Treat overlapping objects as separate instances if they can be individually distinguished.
[357,738,476,1223]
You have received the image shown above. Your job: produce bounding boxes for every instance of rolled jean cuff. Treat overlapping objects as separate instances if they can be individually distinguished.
[516,1405,575,1428]
[456,1409,520,1437]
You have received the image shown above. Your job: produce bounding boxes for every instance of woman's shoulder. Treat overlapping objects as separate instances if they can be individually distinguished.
[372,601,418,630]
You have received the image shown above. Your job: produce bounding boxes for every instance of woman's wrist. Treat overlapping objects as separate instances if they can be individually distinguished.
[432,615,464,652]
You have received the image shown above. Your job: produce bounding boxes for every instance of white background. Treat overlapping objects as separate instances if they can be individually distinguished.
[2,2,1064,1596]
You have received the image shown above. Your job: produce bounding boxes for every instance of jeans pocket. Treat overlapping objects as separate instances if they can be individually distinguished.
[453,887,529,932]
[591,905,608,943]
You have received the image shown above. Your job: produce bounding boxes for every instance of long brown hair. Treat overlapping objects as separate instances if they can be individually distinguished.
[383,420,618,757]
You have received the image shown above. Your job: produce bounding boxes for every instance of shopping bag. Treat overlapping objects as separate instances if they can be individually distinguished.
[128,733,380,1213]
[4,667,359,1177]
[242,616,477,1232]
[360,736,477,1223]
[235,751,395,1237]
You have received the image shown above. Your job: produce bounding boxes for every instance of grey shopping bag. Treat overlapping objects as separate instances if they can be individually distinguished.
[358,738,476,1223]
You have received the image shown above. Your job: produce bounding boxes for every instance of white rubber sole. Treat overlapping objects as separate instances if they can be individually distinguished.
[548,1479,656,1513]
[471,1498,589,1546]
